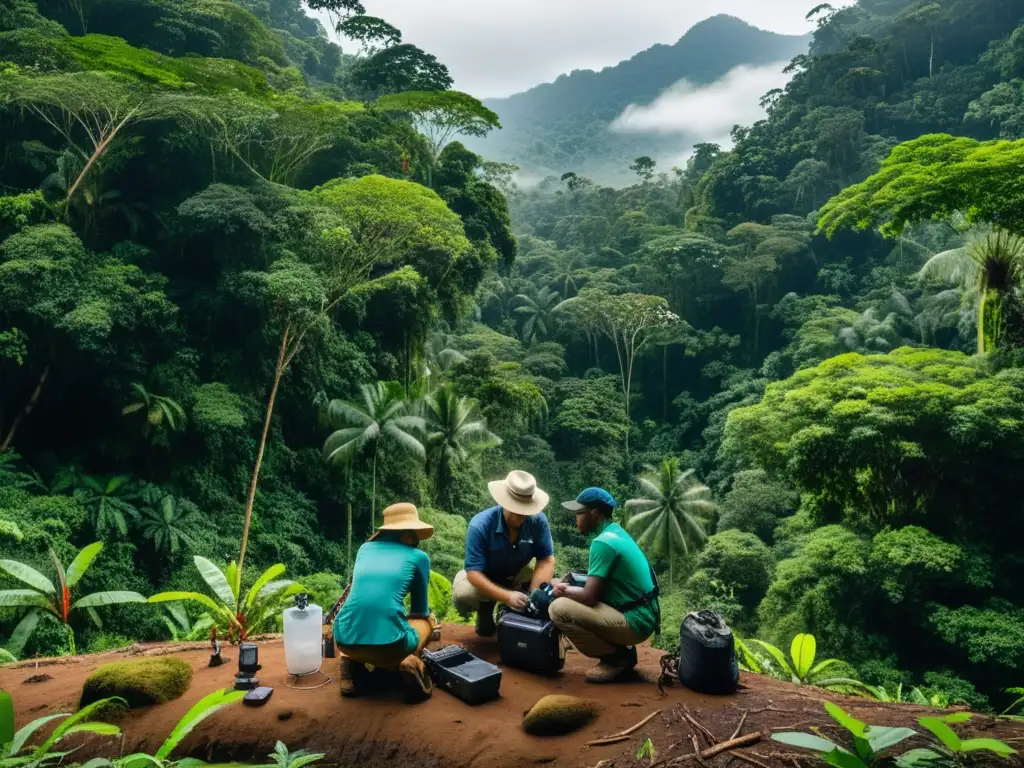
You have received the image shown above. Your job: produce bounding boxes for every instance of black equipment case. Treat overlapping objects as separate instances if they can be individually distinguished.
[677,610,739,694]
[422,645,502,704]
[496,610,565,675]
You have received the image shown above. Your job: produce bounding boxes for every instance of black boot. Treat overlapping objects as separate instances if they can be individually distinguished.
[476,601,497,637]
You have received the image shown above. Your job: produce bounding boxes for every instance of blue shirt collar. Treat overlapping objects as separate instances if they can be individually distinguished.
[494,506,534,544]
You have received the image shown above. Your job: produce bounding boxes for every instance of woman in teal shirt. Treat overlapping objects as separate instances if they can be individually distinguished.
[334,503,436,701]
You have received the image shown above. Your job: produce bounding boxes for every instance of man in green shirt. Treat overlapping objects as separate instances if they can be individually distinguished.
[550,488,660,683]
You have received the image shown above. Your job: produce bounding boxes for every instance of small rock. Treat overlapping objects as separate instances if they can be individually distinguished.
[23,674,54,685]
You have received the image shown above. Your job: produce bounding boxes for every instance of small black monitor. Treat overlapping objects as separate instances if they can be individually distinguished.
[238,642,259,674]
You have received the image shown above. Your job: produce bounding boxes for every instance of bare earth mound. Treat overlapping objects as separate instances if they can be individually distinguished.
[4,626,1023,768]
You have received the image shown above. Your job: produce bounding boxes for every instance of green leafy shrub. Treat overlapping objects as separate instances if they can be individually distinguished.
[81,658,193,708]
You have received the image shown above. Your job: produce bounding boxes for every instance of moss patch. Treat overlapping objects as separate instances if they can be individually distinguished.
[522,694,598,736]
[81,657,193,709]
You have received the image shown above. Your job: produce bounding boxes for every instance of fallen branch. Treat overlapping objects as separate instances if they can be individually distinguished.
[691,735,709,768]
[730,710,748,741]
[653,731,762,766]
[584,709,663,747]
[683,710,717,747]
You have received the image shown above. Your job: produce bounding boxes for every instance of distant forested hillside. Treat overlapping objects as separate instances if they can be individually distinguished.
[463,15,811,184]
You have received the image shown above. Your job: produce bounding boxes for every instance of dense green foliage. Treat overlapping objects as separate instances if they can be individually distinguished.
[2,0,1024,719]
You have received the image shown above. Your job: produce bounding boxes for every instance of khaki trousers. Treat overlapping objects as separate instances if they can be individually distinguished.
[452,561,535,614]
[338,617,434,670]
[549,597,645,659]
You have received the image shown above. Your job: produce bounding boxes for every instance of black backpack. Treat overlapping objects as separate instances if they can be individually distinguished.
[677,610,739,694]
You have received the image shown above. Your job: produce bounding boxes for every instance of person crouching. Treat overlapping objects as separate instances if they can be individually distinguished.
[334,503,437,702]
[549,488,661,683]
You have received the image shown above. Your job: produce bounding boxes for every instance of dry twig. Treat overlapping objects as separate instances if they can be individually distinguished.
[651,731,764,767]
[683,709,717,746]
[584,709,664,747]
[730,710,748,741]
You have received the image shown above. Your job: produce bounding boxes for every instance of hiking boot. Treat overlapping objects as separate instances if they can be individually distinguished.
[398,655,432,703]
[585,646,638,684]
[476,601,497,637]
[339,657,357,697]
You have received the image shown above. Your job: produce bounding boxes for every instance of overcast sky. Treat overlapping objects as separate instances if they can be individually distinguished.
[315,0,830,98]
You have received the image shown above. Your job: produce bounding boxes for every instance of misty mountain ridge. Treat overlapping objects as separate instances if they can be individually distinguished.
[463,14,811,185]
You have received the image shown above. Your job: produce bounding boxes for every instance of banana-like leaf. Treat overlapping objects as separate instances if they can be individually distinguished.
[895,748,944,767]
[194,558,236,610]
[918,718,961,752]
[864,725,918,753]
[148,591,226,617]
[772,732,843,753]
[0,561,54,596]
[72,591,146,609]
[66,543,104,588]
[1,690,13,749]
[156,689,245,761]
[243,564,286,612]
[0,591,52,610]
[825,701,868,738]
[791,633,816,680]
[116,753,163,768]
[224,562,240,603]
[959,738,1017,756]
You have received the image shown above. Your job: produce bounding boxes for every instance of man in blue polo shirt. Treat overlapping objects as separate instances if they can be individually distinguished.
[452,470,556,636]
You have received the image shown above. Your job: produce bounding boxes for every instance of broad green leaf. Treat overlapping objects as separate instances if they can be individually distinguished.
[149,591,225,615]
[772,732,842,753]
[791,633,817,680]
[194,557,235,610]
[865,725,918,753]
[0,690,13,749]
[0,562,54,596]
[243,564,286,612]
[79,759,115,768]
[156,689,245,761]
[938,713,972,724]
[895,748,944,768]
[66,543,103,588]
[116,753,162,768]
[749,639,795,679]
[919,717,961,752]
[959,738,1017,756]
[285,754,326,768]
[225,561,240,603]
[809,658,843,677]
[824,701,868,738]
[72,591,146,609]
[823,748,871,768]
[0,591,52,610]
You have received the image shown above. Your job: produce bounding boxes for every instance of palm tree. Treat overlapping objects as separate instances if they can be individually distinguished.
[140,495,197,554]
[625,459,717,586]
[423,333,467,390]
[323,381,425,530]
[918,228,1024,354]
[122,383,186,437]
[0,542,146,655]
[424,387,501,508]
[74,474,141,536]
[514,286,564,343]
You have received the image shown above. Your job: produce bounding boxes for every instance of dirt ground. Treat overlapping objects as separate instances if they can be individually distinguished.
[4,626,1024,768]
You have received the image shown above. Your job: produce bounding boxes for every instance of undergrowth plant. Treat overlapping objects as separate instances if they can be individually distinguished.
[774,703,1016,768]
[741,633,876,696]
[149,558,302,642]
[1,693,123,768]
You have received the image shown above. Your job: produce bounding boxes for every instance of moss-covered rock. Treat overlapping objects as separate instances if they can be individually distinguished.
[80,657,193,709]
[522,694,598,736]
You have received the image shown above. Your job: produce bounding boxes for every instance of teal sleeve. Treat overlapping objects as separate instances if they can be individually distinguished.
[588,539,616,579]
[409,551,430,616]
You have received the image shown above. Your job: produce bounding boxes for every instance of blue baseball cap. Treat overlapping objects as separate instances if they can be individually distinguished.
[561,487,617,512]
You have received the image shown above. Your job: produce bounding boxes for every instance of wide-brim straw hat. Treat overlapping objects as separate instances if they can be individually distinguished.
[487,470,549,517]
[376,502,434,541]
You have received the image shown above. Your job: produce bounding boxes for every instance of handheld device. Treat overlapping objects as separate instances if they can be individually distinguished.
[234,642,262,690]
[243,686,274,706]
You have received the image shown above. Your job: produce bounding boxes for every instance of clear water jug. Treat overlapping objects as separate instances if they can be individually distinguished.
[283,595,323,676]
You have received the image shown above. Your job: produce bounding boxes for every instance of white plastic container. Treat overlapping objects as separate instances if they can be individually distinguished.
[283,600,323,676]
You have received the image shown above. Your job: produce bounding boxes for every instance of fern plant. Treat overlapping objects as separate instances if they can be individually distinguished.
[266,741,325,768]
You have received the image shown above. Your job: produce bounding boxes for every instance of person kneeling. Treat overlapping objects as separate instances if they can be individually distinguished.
[550,488,660,684]
[333,503,437,702]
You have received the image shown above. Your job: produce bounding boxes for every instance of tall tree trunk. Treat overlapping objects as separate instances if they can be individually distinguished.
[928,31,934,78]
[371,442,379,532]
[238,327,288,580]
[662,344,668,420]
[1,364,50,452]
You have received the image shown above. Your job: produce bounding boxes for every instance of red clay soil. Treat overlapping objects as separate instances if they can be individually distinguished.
[4,626,1023,768]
